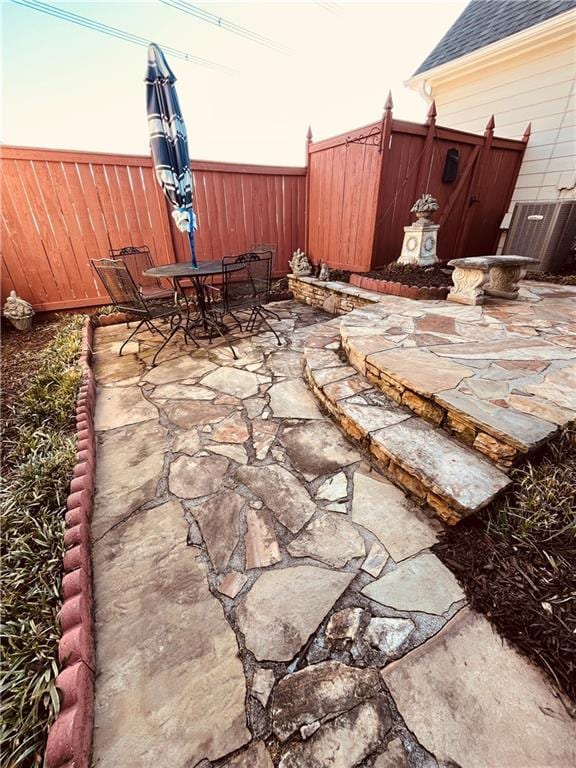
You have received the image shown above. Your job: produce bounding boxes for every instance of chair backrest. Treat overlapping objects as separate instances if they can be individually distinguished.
[92,258,149,314]
[249,243,277,271]
[222,252,272,310]
[109,245,163,293]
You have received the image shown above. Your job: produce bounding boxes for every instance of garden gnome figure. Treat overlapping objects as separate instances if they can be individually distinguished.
[289,248,312,276]
[398,193,440,266]
[3,291,34,331]
[319,263,330,281]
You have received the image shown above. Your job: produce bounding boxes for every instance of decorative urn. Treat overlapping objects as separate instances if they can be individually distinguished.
[3,291,34,331]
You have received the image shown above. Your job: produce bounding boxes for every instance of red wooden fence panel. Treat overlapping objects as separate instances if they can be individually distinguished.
[307,122,383,272]
[168,161,306,275]
[306,108,527,272]
[0,147,306,311]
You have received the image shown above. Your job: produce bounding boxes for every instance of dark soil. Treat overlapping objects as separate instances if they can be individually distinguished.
[325,269,351,283]
[526,269,576,286]
[365,263,453,288]
[1,315,68,462]
[270,277,293,301]
[434,427,576,704]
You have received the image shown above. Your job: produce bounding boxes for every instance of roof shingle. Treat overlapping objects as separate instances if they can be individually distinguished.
[414,0,576,76]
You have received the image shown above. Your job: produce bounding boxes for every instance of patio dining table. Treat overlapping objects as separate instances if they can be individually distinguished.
[144,260,244,353]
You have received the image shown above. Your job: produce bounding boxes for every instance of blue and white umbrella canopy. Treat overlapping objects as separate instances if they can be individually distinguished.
[145,43,197,267]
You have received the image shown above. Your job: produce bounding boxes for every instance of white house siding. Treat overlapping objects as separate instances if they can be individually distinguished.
[429,37,576,207]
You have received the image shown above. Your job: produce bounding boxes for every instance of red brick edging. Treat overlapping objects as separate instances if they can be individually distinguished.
[45,318,96,768]
[350,273,449,300]
[92,311,129,327]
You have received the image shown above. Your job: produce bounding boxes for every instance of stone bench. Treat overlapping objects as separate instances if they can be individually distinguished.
[447,255,539,305]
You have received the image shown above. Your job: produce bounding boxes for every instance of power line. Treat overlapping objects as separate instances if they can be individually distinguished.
[313,1,341,15]
[9,0,234,73]
[159,0,288,53]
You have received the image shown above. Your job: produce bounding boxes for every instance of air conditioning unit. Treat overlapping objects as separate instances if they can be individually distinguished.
[502,201,576,272]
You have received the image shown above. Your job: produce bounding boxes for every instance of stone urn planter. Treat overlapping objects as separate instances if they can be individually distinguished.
[3,291,34,331]
[9,316,33,331]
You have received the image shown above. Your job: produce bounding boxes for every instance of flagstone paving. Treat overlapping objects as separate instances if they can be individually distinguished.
[340,283,576,467]
[91,300,575,768]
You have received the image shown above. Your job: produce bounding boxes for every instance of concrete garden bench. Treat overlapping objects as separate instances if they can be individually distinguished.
[447,255,539,305]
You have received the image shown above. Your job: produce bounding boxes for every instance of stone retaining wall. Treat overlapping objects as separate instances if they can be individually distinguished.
[291,275,527,469]
[358,354,520,469]
[45,319,96,768]
[287,275,380,315]
[302,344,463,525]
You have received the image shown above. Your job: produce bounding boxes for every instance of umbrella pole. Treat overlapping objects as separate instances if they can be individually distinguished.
[188,227,198,269]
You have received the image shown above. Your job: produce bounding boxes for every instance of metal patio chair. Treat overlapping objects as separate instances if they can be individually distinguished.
[92,258,198,366]
[212,251,281,344]
[109,245,173,301]
[248,243,277,271]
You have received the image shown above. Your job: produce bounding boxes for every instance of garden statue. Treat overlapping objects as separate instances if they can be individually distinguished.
[410,192,439,225]
[319,263,330,281]
[289,248,312,276]
[398,192,440,266]
[3,290,34,331]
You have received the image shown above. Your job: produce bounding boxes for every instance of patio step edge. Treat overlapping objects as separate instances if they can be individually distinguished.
[303,339,511,525]
[340,316,560,470]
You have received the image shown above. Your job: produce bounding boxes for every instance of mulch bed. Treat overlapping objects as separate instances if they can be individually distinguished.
[526,268,576,286]
[434,426,576,705]
[1,315,69,460]
[364,263,453,288]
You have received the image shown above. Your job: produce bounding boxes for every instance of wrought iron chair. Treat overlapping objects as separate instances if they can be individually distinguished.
[92,258,198,367]
[212,251,281,344]
[109,246,173,301]
[248,243,277,271]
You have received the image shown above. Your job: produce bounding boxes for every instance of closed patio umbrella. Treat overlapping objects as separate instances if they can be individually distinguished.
[145,43,197,267]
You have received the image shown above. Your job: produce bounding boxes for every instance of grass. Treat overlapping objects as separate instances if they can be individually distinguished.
[1,315,85,767]
[490,432,576,541]
[435,425,576,702]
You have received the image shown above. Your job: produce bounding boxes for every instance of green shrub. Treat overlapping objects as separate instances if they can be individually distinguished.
[1,315,84,767]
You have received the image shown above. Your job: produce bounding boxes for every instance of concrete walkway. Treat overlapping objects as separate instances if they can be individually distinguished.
[90,301,575,768]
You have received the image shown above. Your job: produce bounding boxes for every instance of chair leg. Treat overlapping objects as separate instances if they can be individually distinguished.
[262,307,281,321]
[248,307,282,345]
[204,314,238,360]
[119,319,146,356]
[151,324,181,367]
[145,318,167,338]
[228,310,244,331]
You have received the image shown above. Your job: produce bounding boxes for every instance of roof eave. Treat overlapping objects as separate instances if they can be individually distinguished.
[406,7,576,91]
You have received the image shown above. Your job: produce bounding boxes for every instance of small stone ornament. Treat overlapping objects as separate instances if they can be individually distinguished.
[410,192,439,225]
[398,192,440,267]
[289,248,312,276]
[3,290,34,331]
[318,263,330,281]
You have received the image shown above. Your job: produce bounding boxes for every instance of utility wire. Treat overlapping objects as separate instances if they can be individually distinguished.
[10,0,234,73]
[313,1,341,15]
[159,0,288,53]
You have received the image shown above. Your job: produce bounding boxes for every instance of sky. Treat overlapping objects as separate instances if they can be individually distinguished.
[1,1,467,165]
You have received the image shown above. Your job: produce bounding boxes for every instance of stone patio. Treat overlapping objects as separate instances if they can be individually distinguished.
[90,299,575,767]
[340,282,576,466]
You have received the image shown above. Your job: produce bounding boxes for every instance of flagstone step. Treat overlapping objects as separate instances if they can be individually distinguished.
[338,305,569,468]
[303,342,511,525]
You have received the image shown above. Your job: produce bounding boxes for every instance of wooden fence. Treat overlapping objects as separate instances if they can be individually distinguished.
[306,100,529,271]
[1,112,527,311]
[0,146,306,311]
